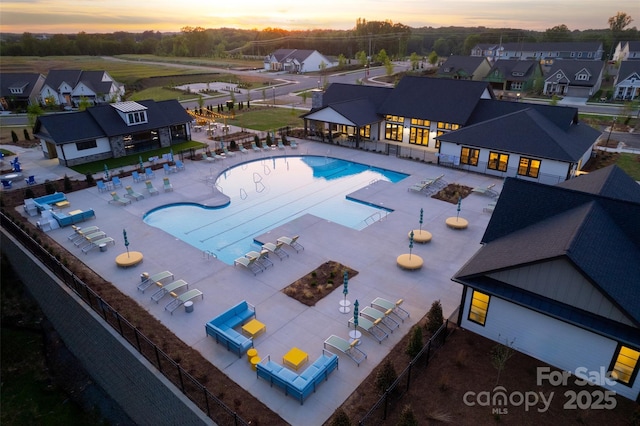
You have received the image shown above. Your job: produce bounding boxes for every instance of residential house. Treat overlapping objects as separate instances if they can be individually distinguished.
[0,72,45,111]
[437,100,600,184]
[436,56,492,81]
[264,49,333,74]
[542,60,605,98]
[302,76,599,183]
[613,61,640,101]
[613,41,640,62]
[471,41,604,65]
[33,99,192,166]
[39,69,124,108]
[484,59,543,97]
[453,165,640,402]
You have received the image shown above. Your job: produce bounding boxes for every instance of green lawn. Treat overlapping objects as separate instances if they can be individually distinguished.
[128,87,202,102]
[616,153,640,180]
[226,107,305,131]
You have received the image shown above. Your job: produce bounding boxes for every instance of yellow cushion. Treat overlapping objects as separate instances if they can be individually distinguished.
[169,291,178,298]
[396,299,403,306]
[350,339,359,348]
[155,281,163,287]
[385,309,392,316]
[374,318,382,325]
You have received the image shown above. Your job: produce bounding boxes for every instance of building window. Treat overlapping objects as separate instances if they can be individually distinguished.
[409,127,429,146]
[609,345,640,386]
[488,151,509,171]
[460,147,479,166]
[469,290,490,326]
[385,123,403,141]
[411,118,430,127]
[76,140,97,151]
[385,115,404,123]
[518,157,541,178]
[437,122,460,131]
[510,81,524,90]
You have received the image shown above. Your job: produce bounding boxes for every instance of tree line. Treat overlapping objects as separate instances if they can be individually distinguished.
[1,14,637,60]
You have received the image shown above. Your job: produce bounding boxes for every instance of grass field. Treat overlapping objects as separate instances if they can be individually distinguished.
[226,106,305,131]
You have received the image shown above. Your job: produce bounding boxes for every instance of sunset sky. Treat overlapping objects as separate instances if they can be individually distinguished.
[0,0,637,34]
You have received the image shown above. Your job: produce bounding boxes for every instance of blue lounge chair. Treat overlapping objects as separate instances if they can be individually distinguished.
[125,185,144,201]
[175,160,185,171]
[238,144,249,154]
[111,176,123,188]
[1,179,12,189]
[132,171,143,182]
[97,180,109,193]
[25,175,36,185]
[145,167,155,179]
[163,163,177,174]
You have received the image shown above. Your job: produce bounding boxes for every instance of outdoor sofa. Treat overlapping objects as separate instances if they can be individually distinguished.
[205,300,256,357]
[256,349,338,405]
[25,192,68,213]
[51,209,96,227]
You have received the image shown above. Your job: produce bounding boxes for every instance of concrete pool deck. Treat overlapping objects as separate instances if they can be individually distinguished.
[14,133,502,425]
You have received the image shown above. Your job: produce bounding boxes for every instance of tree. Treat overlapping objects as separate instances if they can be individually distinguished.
[409,52,420,71]
[26,103,43,129]
[376,48,389,65]
[427,51,438,66]
[356,50,368,67]
[329,409,351,426]
[77,96,92,111]
[609,12,633,33]
[337,54,347,67]
[11,130,18,143]
[491,335,516,385]
[397,405,418,426]
[384,57,394,76]
[405,324,423,358]
[23,129,30,141]
[375,359,397,394]
[425,300,444,335]
[543,24,573,42]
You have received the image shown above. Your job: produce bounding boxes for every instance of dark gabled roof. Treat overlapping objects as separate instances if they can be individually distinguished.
[76,70,116,95]
[454,169,640,329]
[272,49,318,63]
[487,59,539,81]
[467,99,577,130]
[34,99,191,144]
[0,72,43,97]
[544,60,605,86]
[321,83,391,109]
[478,41,603,52]
[43,69,83,90]
[437,56,488,76]
[626,41,640,52]
[378,76,494,124]
[322,99,381,127]
[557,164,640,203]
[617,61,640,82]
[439,107,599,162]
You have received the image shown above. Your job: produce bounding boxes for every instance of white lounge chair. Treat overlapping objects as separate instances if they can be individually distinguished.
[262,241,289,260]
[348,316,388,344]
[82,237,115,254]
[151,279,189,303]
[125,185,144,201]
[277,235,304,253]
[360,306,400,333]
[163,177,173,192]
[371,297,410,322]
[234,256,263,275]
[109,192,131,206]
[145,180,159,196]
[246,250,273,269]
[137,271,175,293]
[165,289,203,314]
[324,334,367,366]
[472,183,498,198]
[74,231,106,247]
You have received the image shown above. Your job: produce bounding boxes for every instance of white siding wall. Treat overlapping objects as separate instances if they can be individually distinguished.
[56,137,111,160]
[461,290,640,400]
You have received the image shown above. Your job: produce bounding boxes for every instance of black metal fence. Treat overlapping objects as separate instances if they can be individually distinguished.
[1,212,249,426]
[358,319,456,426]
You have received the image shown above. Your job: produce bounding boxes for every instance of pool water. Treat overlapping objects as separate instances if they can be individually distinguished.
[143,156,407,264]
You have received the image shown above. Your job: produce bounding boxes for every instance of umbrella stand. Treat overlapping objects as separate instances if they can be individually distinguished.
[339,270,351,313]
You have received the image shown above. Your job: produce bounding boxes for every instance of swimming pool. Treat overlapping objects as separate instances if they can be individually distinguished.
[143,156,408,264]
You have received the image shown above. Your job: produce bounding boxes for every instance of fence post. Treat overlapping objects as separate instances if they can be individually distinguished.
[203,388,210,417]
[134,328,141,351]
[155,346,162,372]
[178,364,184,392]
[116,313,123,336]
[443,319,449,343]
[406,362,412,392]
[425,340,431,367]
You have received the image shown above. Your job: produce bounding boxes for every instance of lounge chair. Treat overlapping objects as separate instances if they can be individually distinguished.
[67,225,100,241]
[238,144,249,154]
[125,185,144,201]
[132,171,143,182]
[163,177,173,192]
[262,241,289,260]
[371,297,410,322]
[175,160,185,171]
[472,183,498,198]
[109,191,131,205]
[111,176,123,188]
[82,237,115,254]
[165,289,203,314]
[407,180,429,192]
[209,151,224,161]
[324,334,367,366]
[25,175,36,185]
[201,152,215,162]
[145,167,155,179]
[277,140,286,150]
[484,202,497,213]
[234,256,263,275]
[97,180,109,192]
[74,231,106,247]
[250,142,262,152]
[289,140,298,149]
[137,271,174,293]
[348,315,388,344]
[145,180,159,196]
[150,279,189,303]
[251,250,273,269]
[1,179,12,189]
[222,146,236,157]
[163,163,177,174]
[360,306,400,333]
[277,235,304,253]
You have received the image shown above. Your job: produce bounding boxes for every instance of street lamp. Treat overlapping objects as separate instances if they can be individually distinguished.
[605,116,617,147]
[317,80,321,89]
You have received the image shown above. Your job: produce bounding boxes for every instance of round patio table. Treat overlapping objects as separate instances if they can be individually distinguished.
[115,251,144,268]
[396,254,423,270]
[409,229,432,243]
[445,217,468,229]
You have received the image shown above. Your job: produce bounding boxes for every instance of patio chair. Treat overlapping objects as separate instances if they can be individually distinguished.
[222,146,236,157]
[97,180,109,193]
[82,237,115,254]
[289,140,298,149]
[132,171,143,182]
[111,176,123,188]
[145,167,155,179]
[163,163,178,174]
[25,175,36,185]
[109,191,131,206]
[208,151,224,161]
[164,289,203,314]
[145,180,159,196]
[360,306,400,333]
[175,160,185,171]
[137,270,175,293]
[163,177,173,192]
[324,334,367,366]
[75,231,107,249]
[1,179,13,189]
[348,315,388,344]
[234,255,264,275]
[371,297,410,322]
[277,140,286,150]
[125,185,144,201]
[277,235,304,253]
[262,241,289,260]
[238,144,249,154]
[250,142,262,152]
[472,183,498,198]
[150,279,189,303]
[201,152,215,162]
[67,225,100,242]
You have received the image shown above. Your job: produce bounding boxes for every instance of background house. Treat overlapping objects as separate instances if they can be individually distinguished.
[542,60,605,98]
[453,165,640,402]
[0,72,45,111]
[471,41,604,65]
[264,49,334,73]
[613,41,640,62]
[613,61,640,101]
[33,99,192,166]
[436,56,492,80]
[39,69,124,108]
[484,59,543,98]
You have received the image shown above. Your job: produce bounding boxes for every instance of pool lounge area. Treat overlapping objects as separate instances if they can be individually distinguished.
[24,138,502,425]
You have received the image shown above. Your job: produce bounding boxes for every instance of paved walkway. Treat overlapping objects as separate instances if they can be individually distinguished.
[10,131,502,425]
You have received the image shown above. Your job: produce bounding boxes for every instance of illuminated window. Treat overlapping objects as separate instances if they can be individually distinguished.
[469,290,490,326]
[385,123,403,141]
[488,152,509,172]
[409,127,429,146]
[610,345,640,386]
[359,125,370,138]
[518,157,541,178]
[385,115,404,123]
[411,118,430,127]
[460,147,479,166]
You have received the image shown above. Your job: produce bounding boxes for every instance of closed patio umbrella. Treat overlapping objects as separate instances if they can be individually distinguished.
[340,270,350,313]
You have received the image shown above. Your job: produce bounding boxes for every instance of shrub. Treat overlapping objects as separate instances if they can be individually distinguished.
[23,129,31,140]
[405,324,423,358]
[375,359,397,394]
[330,409,351,426]
[44,180,57,195]
[63,174,72,192]
[397,405,418,426]
[266,132,272,146]
[11,130,18,143]
[85,172,94,186]
[425,300,444,335]
[24,188,35,199]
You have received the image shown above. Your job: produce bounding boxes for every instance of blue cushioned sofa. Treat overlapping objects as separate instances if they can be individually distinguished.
[32,193,67,211]
[256,350,338,405]
[205,300,256,357]
[51,209,96,227]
